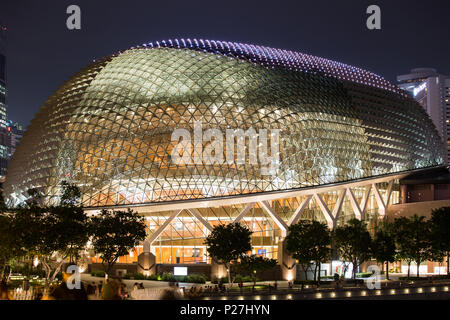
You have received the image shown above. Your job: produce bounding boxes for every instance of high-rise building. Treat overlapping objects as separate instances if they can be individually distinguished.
[0,22,8,177]
[6,120,24,158]
[397,68,450,162]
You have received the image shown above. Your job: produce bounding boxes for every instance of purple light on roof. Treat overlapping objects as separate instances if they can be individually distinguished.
[135,39,405,96]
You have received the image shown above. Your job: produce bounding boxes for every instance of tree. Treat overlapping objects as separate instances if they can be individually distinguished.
[372,222,396,280]
[430,207,450,274]
[285,220,331,281]
[393,217,413,277]
[90,209,146,277]
[0,212,23,280]
[205,223,252,287]
[0,191,23,280]
[394,215,432,278]
[334,218,372,280]
[30,183,90,291]
[234,255,277,288]
[10,182,91,292]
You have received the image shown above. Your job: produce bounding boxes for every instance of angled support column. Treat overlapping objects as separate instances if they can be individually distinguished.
[372,183,386,216]
[187,208,213,232]
[233,202,255,224]
[332,189,346,219]
[346,188,362,220]
[385,180,394,208]
[314,189,345,229]
[313,193,332,229]
[259,201,288,237]
[287,195,312,226]
[147,209,182,244]
[361,184,372,218]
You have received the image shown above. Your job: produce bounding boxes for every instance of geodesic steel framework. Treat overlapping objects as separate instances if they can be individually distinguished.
[4,39,444,209]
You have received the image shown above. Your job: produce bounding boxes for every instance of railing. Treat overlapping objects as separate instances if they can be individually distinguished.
[10,287,38,300]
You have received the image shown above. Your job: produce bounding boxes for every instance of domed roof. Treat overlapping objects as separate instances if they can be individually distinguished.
[4,39,444,207]
[134,39,404,95]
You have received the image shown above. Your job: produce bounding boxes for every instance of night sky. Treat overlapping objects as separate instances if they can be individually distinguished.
[1,0,450,127]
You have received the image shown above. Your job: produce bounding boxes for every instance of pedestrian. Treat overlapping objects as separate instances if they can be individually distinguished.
[97,282,103,297]
[50,271,88,300]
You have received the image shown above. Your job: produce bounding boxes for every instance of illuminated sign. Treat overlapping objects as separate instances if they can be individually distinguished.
[174,267,188,276]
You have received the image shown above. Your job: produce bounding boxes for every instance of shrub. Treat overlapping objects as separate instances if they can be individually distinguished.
[147,274,159,280]
[356,272,374,278]
[90,270,106,277]
[185,274,207,284]
[120,272,206,283]
[211,276,228,284]
[133,273,147,280]
[235,275,254,283]
[10,264,47,279]
[294,280,330,285]
[161,272,177,282]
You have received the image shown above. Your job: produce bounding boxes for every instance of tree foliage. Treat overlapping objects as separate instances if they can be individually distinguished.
[90,209,146,276]
[372,222,396,280]
[285,220,331,281]
[9,182,91,291]
[334,218,372,279]
[0,190,24,280]
[393,215,432,278]
[430,207,450,274]
[205,223,252,286]
[234,255,277,287]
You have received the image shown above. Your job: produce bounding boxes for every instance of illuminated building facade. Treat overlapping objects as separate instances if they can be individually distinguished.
[398,68,450,163]
[7,120,24,158]
[0,23,8,177]
[3,39,445,278]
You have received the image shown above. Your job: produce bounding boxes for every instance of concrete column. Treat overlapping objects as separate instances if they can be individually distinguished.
[277,238,296,281]
[400,184,407,204]
[211,260,227,281]
[137,241,156,276]
[431,184,435,201]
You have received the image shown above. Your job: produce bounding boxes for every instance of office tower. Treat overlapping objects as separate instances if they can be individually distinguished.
[398,68,450,162]
[0,22,8,177]
[7,120,24,158]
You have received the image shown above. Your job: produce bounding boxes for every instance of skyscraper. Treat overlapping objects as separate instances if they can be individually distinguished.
[397,68,450,163]
[0,22,8,177]
[6,120,24,158]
